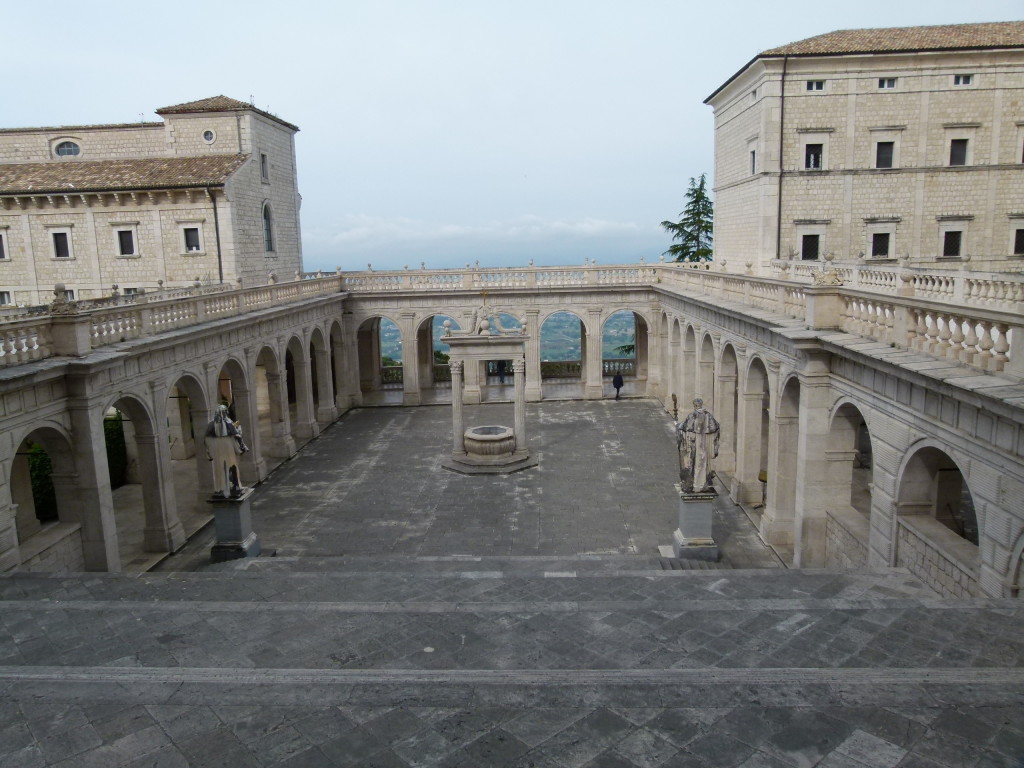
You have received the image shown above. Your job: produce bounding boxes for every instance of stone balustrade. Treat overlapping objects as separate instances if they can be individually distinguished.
[0,262,1018,379]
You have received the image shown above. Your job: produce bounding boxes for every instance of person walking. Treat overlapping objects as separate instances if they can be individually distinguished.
[612,371,624,400]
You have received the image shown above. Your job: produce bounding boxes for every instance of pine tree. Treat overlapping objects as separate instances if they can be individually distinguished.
[661,173,714,262]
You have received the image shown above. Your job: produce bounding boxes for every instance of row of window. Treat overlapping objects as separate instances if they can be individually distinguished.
[798,228,1024,260]
[0,226,205,261]
[802,74,973,92]
[800,137,981,171]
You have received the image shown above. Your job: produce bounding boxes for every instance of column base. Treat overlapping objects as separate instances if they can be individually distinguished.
[671,486,719,561]
[442,450,538,475]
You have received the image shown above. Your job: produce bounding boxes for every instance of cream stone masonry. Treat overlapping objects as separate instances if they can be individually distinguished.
[706,22,1024,274]
[0,97,302,306]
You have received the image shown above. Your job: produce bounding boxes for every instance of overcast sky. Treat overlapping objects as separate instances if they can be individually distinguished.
[5,1,1021,271]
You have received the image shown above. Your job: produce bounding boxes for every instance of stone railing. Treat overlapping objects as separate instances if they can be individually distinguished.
[602,359,637,376]
[0,274,346,367]
[337,265,658,293]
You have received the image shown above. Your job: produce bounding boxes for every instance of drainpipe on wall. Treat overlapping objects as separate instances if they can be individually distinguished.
[208,186,224,284]
[775,55,788,261]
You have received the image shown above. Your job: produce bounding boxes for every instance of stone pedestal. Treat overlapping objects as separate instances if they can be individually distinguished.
[209,488,261,563]
[672,484,719,561]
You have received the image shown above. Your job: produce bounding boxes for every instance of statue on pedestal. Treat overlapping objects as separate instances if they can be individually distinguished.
[675,398,720,493]
[204,404,249,498]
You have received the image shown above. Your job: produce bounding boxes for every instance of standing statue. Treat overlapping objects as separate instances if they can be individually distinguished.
[675,398,720,493]
[204,404,249,498]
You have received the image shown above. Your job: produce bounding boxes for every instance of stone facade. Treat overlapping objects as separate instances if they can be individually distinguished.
[705,22,1024,274]
[0,96,302,306]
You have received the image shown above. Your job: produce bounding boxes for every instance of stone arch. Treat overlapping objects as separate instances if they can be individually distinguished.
[732,354,771,506]
[285,334,318,444]
[600,309,649,398]
[308,326,336,425]
[540,310,588,399]
[254,344,294,467]
[217,356,262,483]
[716,343,739,477]
[820,399,875,569]
[415,314,461,403]
[697,332,716,407]
[761,374,800,556]
[895,441,980,597]
[8,422,87,572]
[103,391,183,568]
[164,372,212,542]
[356,314,404,404]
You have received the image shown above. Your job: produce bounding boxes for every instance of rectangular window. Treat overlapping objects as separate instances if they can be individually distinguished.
[0,232,6,260]
[871,232,891,258]
[63,289,75,300]
[183,227,202,252]
[953,74,973,86]
[804,143,823,169]
[0,291,10,306]
[878,78,896,89]
[260,153,269,181]
[950,138,968,166]
[943,230,963,257]
[875,141,894,169]
[123,287,140,296]
[806,80,824,91]
[801,234,820,260]
[52,231,70,258]
[750,150,756,175]
[1014,229,1024,255]
[117,229,135,256]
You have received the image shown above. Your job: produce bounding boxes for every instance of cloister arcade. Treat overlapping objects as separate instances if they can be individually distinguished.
[0,267,1019,600]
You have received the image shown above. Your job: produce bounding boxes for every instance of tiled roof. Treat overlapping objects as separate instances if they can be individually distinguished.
[0,155,249,195]
[0,122,163,135]
[762,21,1024,56]
[157,95,299,132]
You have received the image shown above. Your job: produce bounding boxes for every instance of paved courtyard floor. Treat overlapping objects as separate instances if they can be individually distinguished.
[1,401,1022,768]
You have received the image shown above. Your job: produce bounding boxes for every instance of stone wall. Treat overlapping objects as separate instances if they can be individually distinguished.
[824,507,869,569]
[896,516,980,598]
[19,523,84,572]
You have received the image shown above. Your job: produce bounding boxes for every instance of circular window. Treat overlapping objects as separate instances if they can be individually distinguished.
[202,129,216,144]
[55,141,80,157]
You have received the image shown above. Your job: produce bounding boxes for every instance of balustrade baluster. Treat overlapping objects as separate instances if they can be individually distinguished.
[992,323,1010,371]
[936,313,953,355]
[947,315,965,361]
[977,321,995,370]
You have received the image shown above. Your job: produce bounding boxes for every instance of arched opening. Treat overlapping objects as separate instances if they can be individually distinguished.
[822,402,874,569]
[255,345,294,469]
[665,318,681,415]
[357,316,403,406]
[733,356,770,510]
[285,335,317,443]
[680,325,697,410]
[108,395,183,570]
[415,315,460,404]
[309,327,335,426]
[10,426,85,572]
[217,358,262,483]
[165,375,213,543]
[697,333,715,406]
[483,313,521,402]
[896,445,980,597]
[601,310,649,398]
[540,311,586,399]
[717,344,739,478]
[761,376,800,560]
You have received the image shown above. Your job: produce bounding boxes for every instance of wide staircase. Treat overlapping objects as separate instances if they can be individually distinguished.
[1,556,1022,767]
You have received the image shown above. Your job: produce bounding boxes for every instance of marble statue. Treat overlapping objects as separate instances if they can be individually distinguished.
[675,398,720,493]
[204,404,248,498]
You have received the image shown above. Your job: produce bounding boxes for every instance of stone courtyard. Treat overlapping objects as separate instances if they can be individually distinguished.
[0,401,1022,767]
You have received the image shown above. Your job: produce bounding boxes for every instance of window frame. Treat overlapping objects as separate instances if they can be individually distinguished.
[53,140,81,158]
[942,230,963,258]
[0,290,11,306]
[48,227,74,259]
[801,233,820,261]
[804,143,824,170]
[177,221,206,255]
[806,80,824,91]
[260,152,270,182]
[871,232,891,258]
[262,202,275,252]
[111,222,140,258]
[875,141,895,169]
[0,229,8,261]
[878,77,897,90]
[1013,227,1024,256]
[949,138,969,167]
[953,74,973,86]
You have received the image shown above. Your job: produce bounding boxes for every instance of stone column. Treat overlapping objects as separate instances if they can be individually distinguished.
[584,309,604,400]
[513,358,527,453]
[190,404,215,501]
[143,380,185,553]
[716,371,738,475]
[731,391,764,504]
[665,336,680,414]
[463,357,482,404]
[760,411,797,550]
[231,383,264,482]
[645,315,662,399]
[266,370,296,459]
[524,309,543,401]
[450,360,465,456]
[793,357,840,567]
